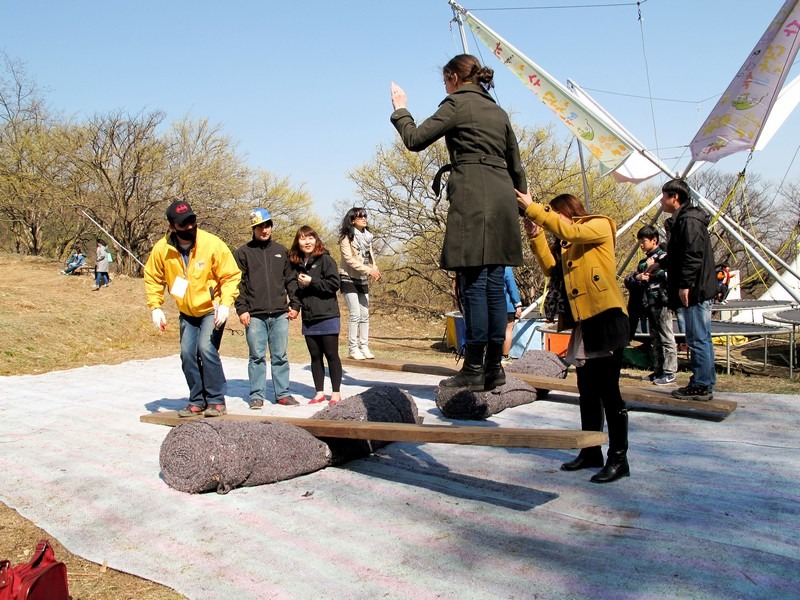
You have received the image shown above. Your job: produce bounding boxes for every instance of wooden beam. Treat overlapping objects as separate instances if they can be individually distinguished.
[139,412,607,449]
[341,357,738,416]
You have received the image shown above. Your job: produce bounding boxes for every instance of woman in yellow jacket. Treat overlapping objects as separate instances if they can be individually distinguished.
[517,191,630,484]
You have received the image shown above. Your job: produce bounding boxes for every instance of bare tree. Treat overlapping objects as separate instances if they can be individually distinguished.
[69,109,168,274]
[692,169,798,297]
[347,123,647,314]
[162,118,250,246]
[242,170,322,249]
[347,137,452,313]
[0,53,76,256]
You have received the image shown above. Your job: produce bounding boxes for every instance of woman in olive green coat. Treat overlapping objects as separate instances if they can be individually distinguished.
[390,54,527,392]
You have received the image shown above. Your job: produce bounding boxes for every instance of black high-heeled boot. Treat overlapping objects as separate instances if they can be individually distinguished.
[591,409,630,483]
[560,446,604,471]
[440,343,486,391]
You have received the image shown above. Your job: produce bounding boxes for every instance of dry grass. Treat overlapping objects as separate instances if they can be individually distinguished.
[2,252,799,598]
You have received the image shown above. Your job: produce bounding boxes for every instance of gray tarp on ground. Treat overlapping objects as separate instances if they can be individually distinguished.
[1,356,799,600]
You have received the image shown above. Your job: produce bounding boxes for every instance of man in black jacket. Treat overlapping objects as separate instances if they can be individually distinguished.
[661,179,718,401]
[234,208,300,407]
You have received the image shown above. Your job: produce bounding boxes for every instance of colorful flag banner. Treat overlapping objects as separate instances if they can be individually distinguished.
[463,11,633,172]
[755,73,800,151]
[689,0,800,163]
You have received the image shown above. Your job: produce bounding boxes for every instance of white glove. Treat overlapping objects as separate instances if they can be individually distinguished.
[214,304,230,328]
[152,308,167,331]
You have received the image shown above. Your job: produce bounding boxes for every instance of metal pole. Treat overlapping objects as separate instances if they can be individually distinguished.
[449,1,469,53]
[80,209,146,268]
[576,141,591,212]
[710,207,800,282]
[617,193,662,237]
[692,193,800,304]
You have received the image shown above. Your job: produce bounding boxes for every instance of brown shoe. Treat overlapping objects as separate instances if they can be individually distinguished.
[277,396,299,406]
[204,404,227,417]
[177,404,205,418]
[250,398,264,410]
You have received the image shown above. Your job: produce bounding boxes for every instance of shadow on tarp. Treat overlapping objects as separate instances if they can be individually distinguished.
[341,447,557,512]
[144,397,191,412]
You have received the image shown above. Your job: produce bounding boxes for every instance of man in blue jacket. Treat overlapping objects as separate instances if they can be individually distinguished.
[661,179,718,401]
[234,208,300,407]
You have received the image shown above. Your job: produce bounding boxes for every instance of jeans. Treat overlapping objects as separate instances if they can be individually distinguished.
[179,312,226,406]
[245,313,290,400]
[677,300,716,389]
[94,271,109,287]
[647,305,678,375]
[343,290,369,352]
[457,265,507,345]
[675,309,686,333]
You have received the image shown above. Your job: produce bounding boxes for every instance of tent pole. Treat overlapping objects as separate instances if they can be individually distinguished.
[80,210,145,268]
[712,206,800,282]
[692,191,800,304]
[449,0,469,53]
[617,194,662,237]
[576,141,591,212]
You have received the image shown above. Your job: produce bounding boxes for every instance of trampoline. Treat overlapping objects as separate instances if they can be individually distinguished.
[636,320,792,375]
[536,319,793,375]
[763,309,800,378]
[712,299,796,321]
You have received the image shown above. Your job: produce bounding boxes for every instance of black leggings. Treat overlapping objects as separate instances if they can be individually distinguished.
[305,334,342,393]
[575,350,625,435]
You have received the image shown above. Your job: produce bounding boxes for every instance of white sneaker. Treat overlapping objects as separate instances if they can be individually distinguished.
[349,348,366,360]
[361,346,375,359]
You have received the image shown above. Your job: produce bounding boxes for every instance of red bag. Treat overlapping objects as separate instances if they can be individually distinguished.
[0,539,71,600]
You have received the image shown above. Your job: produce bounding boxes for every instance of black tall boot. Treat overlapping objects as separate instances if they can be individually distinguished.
[440,343,486,391]
[560,447,604,471]
[591,408,630,483]
[483,342,506,390]
[562,366,606,471]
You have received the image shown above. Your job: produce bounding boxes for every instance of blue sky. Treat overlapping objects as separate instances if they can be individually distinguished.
[2,1,798,219]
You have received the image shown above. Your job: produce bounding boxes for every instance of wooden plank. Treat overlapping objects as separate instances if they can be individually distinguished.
[341,357,737,416]
[513,372,737,415]
[139,412,607,449]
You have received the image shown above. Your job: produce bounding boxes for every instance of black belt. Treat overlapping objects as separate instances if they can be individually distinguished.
[432,153,508,197]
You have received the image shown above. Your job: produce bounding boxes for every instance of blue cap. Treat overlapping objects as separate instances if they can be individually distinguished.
[249,207,272,228]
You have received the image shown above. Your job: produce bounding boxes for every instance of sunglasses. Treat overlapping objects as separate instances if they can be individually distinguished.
[354,212,367,219]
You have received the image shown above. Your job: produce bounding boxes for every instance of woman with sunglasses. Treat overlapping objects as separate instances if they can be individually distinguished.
[390,54,527,391]
[338,207,381,360]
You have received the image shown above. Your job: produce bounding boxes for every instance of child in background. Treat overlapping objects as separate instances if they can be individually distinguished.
[625,226,678,385]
